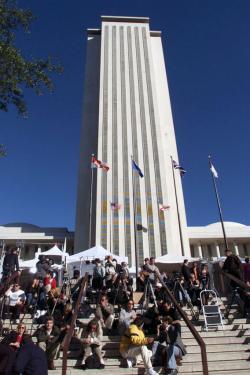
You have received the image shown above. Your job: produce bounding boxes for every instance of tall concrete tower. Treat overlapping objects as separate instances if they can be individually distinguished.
[75,16,190,264]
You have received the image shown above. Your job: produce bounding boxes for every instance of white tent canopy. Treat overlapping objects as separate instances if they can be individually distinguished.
[39,245,68,257]
[155,254,199,264]
[68,245,128,264]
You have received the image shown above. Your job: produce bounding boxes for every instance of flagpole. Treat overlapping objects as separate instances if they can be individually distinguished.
[131,156,139,276]
[110,203,112,253]
[171,156,185,256]
[88,154,95,249]
[208,155,228,250]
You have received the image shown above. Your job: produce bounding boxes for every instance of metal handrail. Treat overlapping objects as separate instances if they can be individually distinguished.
[159,276,209,375]
[62,273,88,375]
[222,271,250,291]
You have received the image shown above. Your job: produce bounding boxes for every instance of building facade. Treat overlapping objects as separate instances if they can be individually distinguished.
[75,16,191,265]
[0,223,74,261]
[189,221,250,259]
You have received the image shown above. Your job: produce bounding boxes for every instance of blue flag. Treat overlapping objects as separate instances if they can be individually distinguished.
[132,159,144,178]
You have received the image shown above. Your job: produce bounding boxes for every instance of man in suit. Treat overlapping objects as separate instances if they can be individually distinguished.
[34,316,61,370]
[15,341,48,375]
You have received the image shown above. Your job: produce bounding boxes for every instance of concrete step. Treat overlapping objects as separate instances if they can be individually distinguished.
[182,351,250,362]
[182,329,250,338]
[178,360,250,372]
[182,336,250,345]
[54,350,250,366]
[180,372,250,375]
[186,343,250,353]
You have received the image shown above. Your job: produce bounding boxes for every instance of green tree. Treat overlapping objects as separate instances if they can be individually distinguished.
[0,144,7,156]
[0,0,62,116]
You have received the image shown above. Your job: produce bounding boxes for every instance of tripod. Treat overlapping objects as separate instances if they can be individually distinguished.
[172,279,196,318]
[225,286,243,318]
[141,277,158,311]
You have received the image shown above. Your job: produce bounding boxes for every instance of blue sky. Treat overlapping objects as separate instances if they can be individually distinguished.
[1,0,250,230]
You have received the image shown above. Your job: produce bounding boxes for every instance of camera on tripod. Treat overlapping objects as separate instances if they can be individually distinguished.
[172,271,181,281]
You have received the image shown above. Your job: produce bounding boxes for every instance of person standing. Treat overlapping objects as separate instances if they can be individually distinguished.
[222,249,242,288]
[181,259,191,283]
[2,248,19,281]
[244,257,250,284]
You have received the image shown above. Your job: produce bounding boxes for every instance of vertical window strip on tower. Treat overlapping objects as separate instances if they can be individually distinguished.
[101,25,109,248]
[127,26,143,264]
[120,26,132,262]
[142,28,167,255]
[134,27,155,258]
[112,26,119,254]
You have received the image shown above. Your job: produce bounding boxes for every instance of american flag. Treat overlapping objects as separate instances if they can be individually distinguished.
[91,155,109,172]
[159,204,170,212]
[172,160,186,176]
[110,202,122,211]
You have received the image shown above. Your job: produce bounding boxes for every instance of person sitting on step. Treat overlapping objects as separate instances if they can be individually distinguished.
[118,299,137,335]
[34,316,61,370]
[119,314,158,375]
[157,316,186,375]
[95,294,115,330]
[74,318,105,370]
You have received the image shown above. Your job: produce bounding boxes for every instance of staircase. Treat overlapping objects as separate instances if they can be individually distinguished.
[1,297,249,374]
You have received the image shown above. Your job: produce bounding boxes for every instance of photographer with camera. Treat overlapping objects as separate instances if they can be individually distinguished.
[199,265,210,305]
[105,256,117,288]
[187,273,201,309]
[158,301,181,336]
[157,316,186,375]
[36,255,51,279]
[143,257,161,286]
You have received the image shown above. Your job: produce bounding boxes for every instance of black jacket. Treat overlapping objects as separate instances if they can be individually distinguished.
[3,253,19,272]
[1,331,31,346]
[222,255,242,279]
[158,323,186,356]
[181,264,191,282]
[35,325,61,344]
[15,342,48,375]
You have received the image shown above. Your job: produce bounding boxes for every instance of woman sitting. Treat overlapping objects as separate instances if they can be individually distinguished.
[74,318,105,370]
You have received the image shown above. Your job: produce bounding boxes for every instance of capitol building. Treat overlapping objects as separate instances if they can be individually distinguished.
[1,17,249,265]
[0,221,249,263]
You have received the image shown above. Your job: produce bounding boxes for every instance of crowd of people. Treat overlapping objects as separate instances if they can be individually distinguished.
[0,247,249,374]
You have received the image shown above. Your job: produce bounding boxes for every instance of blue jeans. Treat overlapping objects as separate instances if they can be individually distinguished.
[167,345,182,369]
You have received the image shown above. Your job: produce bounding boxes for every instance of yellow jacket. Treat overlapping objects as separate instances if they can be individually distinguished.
[120,324,149,354]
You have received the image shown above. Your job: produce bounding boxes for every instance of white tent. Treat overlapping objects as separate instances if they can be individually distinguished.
[155,254,200,273]
[155,254,199,264]
[68,245,128,264]
[40,245,66,257]
[34,245,69,262]
[19,258,38,269]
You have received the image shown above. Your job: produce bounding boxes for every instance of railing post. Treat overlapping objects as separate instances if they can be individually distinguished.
[62,273,88,375]
[159,276,209,375]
